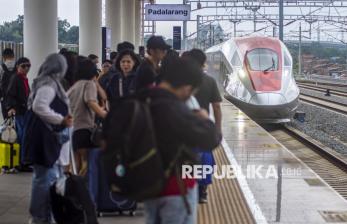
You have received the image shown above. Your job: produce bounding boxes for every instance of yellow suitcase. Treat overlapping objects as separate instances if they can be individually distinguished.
[0,143,20,170]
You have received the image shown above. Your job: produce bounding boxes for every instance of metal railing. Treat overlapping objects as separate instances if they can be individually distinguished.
[0,41,79,62]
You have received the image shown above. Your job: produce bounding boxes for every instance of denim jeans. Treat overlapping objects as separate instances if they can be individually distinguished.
[144,185,198,224]
[29,164,63,224]
[15,115,25,162]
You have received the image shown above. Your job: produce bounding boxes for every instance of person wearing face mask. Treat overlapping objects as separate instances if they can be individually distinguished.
[106,49,140,101]
[0,48,16,119]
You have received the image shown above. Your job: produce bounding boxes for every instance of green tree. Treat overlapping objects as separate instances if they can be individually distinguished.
[0,15,24,42]
[0,15,79,44]
[58,19,71,43]
[65,26,79,44]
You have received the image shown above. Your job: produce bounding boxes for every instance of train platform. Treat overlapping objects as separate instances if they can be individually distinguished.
[221,100,347,223]
[1,100,347,224]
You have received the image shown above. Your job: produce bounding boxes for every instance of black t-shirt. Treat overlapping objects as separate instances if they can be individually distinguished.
[195,73,222,113]
[135,59,158,92]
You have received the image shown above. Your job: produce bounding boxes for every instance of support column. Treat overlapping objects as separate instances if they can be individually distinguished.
[106,0,123,51]
[122,0,136,44]
[79,0,102,58]
[24,0,58,83]
[182,0,187,50]
[135,0,142,52]
[279,0,284,41]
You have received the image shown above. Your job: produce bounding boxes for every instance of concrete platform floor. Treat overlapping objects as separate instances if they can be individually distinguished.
[0,172,145,224]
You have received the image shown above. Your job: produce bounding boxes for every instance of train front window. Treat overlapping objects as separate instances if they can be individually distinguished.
[246,49,279,71]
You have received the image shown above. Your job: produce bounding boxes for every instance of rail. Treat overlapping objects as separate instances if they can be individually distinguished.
[299,94,347,115]
[267,125,347,199]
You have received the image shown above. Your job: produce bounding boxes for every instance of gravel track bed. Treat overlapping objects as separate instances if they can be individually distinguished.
[300,88,347,105]
[288,102,347,156]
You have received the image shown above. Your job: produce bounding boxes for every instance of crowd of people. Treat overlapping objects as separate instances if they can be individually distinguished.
[0,35,222,224]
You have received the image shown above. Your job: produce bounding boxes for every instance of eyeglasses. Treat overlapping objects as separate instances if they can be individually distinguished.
[20,63,31,69]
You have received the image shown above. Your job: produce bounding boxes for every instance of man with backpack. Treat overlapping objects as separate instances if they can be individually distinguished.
[184,49,223,204]
[0,48,16,119]
[103,57,221,224]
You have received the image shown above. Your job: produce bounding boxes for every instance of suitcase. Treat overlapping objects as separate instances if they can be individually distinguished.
[88,148,137,216]
[51,131,99,224]
[0,142,20,173]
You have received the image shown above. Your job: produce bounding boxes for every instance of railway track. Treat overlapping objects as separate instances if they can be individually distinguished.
[267,125,347,199]
[299,94,347,115]
[297,80,347,89]
[298,83,347,97]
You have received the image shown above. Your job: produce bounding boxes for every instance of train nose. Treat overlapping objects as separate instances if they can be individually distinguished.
[249,93,287,105]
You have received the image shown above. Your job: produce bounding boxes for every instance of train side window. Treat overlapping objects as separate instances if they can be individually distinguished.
[284,52,291,66]
[231,52,241,66]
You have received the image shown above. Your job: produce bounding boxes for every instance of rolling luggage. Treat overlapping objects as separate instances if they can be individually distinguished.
[88,148,137,216]
[50,130,99,224]
[0,142,20,173]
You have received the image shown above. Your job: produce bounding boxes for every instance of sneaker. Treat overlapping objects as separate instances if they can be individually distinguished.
[199,194,208,204]
[198,185,208,204]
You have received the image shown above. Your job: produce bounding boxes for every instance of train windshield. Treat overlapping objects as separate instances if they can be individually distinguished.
[246,49,279,71]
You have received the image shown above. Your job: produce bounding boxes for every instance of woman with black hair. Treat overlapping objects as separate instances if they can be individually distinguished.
[106,49,140,101]
[5,57,31,157]
[67,59,107,176]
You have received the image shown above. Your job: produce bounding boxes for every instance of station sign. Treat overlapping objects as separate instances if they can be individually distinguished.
[145,4,191,21]
[173,26,182,50]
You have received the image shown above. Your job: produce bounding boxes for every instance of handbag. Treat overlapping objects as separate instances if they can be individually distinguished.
[81,82,104,146]
[0,116,17,144]
[90,121,103,146]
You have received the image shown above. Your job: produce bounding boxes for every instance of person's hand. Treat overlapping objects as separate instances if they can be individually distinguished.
[62,115,73,127]
[101,110,108,119]
[194,109,209,120]
[7,109,16,117]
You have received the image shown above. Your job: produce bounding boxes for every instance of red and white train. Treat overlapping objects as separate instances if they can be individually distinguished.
[205,36,299,123]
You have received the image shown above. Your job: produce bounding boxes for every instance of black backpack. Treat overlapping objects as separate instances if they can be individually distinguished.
[102,96,174,201]
[0,64,16,99]
[102,96,199,214]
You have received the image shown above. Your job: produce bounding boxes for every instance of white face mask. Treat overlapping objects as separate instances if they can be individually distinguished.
[4,60,15,69]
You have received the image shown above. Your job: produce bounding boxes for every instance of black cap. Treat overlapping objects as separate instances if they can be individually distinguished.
[147,36,171,50]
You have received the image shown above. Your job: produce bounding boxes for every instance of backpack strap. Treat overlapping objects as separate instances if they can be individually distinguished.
[1,64,9,73]
[175,165,192,215]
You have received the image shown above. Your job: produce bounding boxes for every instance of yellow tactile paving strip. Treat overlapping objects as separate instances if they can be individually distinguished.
[197,147,255,224]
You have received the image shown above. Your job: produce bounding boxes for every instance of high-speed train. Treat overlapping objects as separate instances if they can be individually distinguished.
[205,36,300,123]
